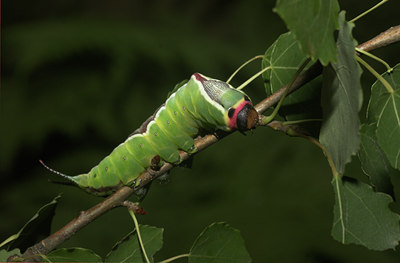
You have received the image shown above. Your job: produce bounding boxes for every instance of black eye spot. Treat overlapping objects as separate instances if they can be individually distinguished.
[228,108,235,118]
[244,96,250,101]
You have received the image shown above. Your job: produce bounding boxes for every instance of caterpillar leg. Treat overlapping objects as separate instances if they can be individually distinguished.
[179,156,194,169]
[156,172,170,184]
[135,181,152,201]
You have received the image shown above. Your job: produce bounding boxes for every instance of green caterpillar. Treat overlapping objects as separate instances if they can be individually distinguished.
[42,73,258,196]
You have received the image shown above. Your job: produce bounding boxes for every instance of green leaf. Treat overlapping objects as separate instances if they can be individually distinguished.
[331,176,400,250]
[274,0,339,65]
[319,12,362,174]
[0,249,21,262]
[45,248,102,262]
[359,123,396,195]
[262,31,322,122]
[1,195,61,252]
[189,222,251,263]
[105,225,163,263]
[367,65,400,170]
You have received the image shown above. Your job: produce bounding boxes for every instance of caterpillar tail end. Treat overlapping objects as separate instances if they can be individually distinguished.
[39,159,80,186]
[40,160,112,196]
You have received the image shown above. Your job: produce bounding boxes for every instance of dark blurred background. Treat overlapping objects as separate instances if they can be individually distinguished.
[1,0,400,262]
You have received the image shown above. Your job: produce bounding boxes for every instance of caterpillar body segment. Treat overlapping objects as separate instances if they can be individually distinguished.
[51,73,259,196]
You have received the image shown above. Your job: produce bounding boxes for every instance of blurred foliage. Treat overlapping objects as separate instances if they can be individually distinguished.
[1,0,400,262]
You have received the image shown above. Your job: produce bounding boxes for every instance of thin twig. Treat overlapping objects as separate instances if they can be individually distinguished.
[21,25,400,261]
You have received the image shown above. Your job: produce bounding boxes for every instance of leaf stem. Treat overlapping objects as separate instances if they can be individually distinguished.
[333,176,345,242]
[128,209,150,263]
[304,136,339,178]
[157,254,190,263]
[262,58,311,123]
[355,55,394,93]
[262,120,339,178]
[40,254,51,262]
[226,55,264,84]
[355,48,392,72]
[0,234,18,248]
[236,65,271,91]
[350,0,388,23]
[282,118,322,126]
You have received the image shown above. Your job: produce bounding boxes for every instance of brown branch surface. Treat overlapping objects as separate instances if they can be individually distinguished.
[22,25,400,261]
[357,25,400,52]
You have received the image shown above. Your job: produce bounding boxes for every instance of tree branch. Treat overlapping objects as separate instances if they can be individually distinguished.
[357,25,400,52]
[22,25,400,261]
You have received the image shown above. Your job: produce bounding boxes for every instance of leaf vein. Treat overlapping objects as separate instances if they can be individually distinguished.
[391,94,400,127]
[344,184,382,229]
[345,229,367,247]
[334,178,345,242]
[377,96,391,127]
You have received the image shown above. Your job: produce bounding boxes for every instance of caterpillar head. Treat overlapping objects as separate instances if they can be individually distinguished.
[227,98,259,132]
[193,73,259,132]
